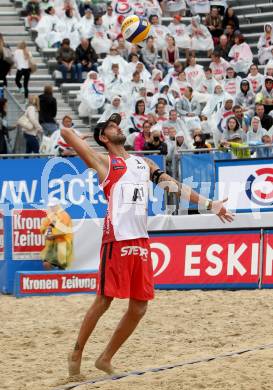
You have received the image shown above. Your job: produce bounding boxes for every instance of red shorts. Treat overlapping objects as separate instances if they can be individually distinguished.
[97,238,154,301]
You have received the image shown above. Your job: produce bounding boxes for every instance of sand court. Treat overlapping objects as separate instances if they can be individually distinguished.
[1,290,273,390]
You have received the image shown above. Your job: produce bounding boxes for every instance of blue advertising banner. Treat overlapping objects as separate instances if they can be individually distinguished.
[0,155,165,218]
[180,153,215,209]
[215,158,273,213]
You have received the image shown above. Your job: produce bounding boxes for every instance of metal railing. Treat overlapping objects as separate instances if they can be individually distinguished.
[4,87,26,154]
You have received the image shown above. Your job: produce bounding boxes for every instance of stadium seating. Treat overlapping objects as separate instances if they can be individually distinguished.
[1,0,273,147]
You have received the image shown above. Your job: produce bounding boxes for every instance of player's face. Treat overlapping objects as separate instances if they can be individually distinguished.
[103,122,126,145]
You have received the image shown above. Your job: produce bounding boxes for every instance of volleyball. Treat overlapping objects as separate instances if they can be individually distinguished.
[121,15,151,44]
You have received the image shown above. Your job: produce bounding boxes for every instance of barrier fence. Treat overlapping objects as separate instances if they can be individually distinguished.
[1,154,273,294]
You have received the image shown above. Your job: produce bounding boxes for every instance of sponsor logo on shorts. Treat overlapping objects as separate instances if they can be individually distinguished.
[121,246,148,261]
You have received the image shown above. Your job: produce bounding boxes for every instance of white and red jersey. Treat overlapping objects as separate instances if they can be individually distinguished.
[101,155,150,243]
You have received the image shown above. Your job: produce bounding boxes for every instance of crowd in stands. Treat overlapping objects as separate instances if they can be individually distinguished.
[1,0,273,161]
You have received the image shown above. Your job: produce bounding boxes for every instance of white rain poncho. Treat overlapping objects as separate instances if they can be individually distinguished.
[202,84,233,145]
[163,0,186,13]
[246,116,267,144]
[78,71,106,116]
[186,16,214,52]
[56,13,81,49]
[100,52,129,79]
[149,23,171,51]
[257,24,273,65]
[55,0,80,19]
[228,42,253,75]
[186,0,210,15]
[35,12,61,49]
[144,0,162,19]
[235,79,256,116]
[247,72,264,94]
[184,63,205,90]
[90,25,112,55]
[99,95,128,129]
[78,13,94,40]
[168,20,191,49]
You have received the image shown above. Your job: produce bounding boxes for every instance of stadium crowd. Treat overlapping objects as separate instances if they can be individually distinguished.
[1,0,273,161]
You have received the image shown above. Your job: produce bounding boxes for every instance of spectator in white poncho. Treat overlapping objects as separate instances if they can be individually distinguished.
[100,45,129,79]
[56,8,80,49]
[149,14,171,51]
[258,23,273,65]
[168,15,191,55]
[187,15,214,55]
[163,0,186,16]
[246,116,267,145]
[184,55,206,90]
[186,0,210,15]
[78,71,105,117]
[90,16,112,56]
[228,34,253,77]
[247,64,264,94]
[102,3,117,31]
[99,95,128,129]
[35,6,60,49]
[78,7,94,40]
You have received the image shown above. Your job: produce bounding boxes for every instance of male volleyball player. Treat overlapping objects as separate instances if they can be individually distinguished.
[61,113,233,377]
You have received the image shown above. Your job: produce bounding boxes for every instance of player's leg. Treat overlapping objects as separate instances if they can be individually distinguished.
[68,294,113,376]
[95,298,148,374]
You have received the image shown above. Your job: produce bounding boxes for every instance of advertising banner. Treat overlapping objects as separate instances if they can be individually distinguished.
[150,231,261,288]
[14,270,97,297]
[0,211,3,260]
[180,153,214,210]
[262,230,273,287]
[216,159,273,213]
[12,209,47,260]
[0,156,164,219]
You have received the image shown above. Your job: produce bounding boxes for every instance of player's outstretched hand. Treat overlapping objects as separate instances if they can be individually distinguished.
[211,198,234,223]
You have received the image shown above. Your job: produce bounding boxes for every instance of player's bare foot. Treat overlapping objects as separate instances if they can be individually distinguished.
[95,356,115,375]
[68,352,81,376]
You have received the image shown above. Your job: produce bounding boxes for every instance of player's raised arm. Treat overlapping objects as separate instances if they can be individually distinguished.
[61,127,105,167]
[144,157,234,223]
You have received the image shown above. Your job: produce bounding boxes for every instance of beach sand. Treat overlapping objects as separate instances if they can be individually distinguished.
[1,290,273,390]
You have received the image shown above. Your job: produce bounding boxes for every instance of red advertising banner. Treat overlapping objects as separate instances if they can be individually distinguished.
[150,231,261,288]
[16,271,98,296]
[12,209,47,259]
[262,230,273,286]
[0,211,3,260]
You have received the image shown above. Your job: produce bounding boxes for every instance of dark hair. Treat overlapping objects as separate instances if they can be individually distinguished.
[232,105,242,112]
[226,22,235,30]
[94,15,102,24]
[135,99,145,114]
[0,98,7,116]
[227,116,240,131]
[255,103,264,108]
[149,14,158,23]
[211,50,220,58]
[235,34,245,44]
[142,120,151,129]
[146,36,155,53]
[132,70,140,79]
[186,54,195,67]
[44,85,53,95]
[45,6,53,14]
[204,66,212,72]
[62,38,70,46]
